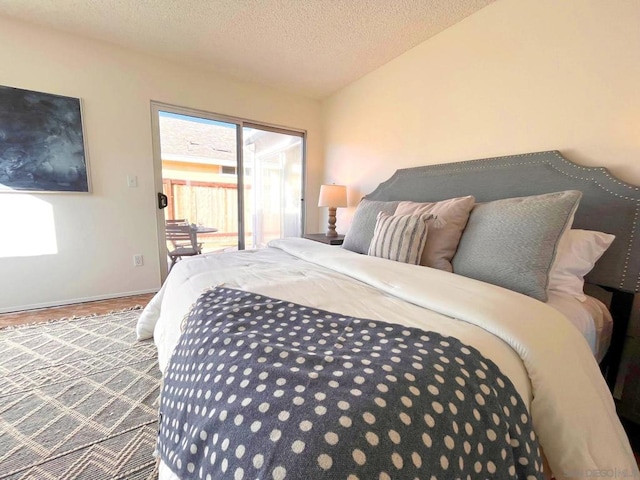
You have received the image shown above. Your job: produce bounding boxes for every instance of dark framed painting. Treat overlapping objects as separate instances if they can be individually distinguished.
[0,85,90,193]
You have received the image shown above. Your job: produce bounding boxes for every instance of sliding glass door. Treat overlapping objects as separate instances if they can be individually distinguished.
[151,103,305,279]
[243,126,303,249]
[157,111,240,254]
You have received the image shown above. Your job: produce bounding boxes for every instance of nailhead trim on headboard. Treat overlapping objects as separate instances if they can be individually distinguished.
[365,150,640,293]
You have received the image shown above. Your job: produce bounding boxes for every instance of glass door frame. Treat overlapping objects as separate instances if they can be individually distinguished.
[150,101,307,282]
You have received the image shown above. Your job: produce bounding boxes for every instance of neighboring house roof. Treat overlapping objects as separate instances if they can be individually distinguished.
[159,115,236,166]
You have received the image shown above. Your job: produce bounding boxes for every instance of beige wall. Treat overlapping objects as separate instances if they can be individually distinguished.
[322,0,640,231]
[0,16,322,312]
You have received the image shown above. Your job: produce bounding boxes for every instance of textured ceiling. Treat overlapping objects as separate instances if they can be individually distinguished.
[0,0,494,99]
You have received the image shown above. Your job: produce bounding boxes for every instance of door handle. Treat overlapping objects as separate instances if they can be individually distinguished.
[158,192,168,209]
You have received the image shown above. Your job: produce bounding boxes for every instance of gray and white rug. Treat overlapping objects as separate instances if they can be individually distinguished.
[0,309,161,479]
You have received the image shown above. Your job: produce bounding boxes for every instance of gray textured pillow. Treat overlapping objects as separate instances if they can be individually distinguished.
[451,190,582,301]
[342,199,399,254]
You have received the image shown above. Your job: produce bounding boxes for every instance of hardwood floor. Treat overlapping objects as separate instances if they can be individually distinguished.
[0,293,155,328]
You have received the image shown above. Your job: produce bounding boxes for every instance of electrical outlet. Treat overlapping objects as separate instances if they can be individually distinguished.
[133,254,144,267]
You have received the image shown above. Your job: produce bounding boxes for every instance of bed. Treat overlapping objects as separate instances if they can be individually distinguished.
[138,151,640,480]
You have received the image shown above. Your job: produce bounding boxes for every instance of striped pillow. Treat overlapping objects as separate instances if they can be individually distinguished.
[368,212,431,264]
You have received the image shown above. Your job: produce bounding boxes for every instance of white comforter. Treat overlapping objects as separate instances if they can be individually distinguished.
[137,238,638,479]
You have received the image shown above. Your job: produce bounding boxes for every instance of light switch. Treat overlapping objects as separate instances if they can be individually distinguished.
[127,175,138,188]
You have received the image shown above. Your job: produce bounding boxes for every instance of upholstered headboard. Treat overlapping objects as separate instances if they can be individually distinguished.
[365,150,640,294]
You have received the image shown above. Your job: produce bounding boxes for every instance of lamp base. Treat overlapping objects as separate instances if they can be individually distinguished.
[326,207,338,237]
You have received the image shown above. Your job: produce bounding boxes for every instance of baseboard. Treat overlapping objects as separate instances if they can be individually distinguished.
[0,289,159,314]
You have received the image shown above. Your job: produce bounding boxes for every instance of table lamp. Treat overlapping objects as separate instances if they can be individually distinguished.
[318,184,348,237]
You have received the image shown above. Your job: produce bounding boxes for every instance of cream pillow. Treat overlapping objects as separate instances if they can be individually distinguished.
[395,195,475,272]
[547,229,615,302]
[368,211,430,265]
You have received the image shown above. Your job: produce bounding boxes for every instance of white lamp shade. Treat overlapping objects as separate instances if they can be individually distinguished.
[318,184,347,207]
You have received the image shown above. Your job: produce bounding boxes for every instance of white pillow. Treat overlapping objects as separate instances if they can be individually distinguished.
[547,229,615,302]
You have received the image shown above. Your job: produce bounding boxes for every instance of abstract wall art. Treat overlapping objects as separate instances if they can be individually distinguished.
[0,85,90,193]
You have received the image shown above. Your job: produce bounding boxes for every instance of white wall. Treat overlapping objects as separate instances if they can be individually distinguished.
[0,16,322,312]
[323,0,640,226]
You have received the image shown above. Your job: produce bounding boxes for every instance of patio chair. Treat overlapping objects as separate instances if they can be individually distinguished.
[166,223,202,270]
[166,218,189,226]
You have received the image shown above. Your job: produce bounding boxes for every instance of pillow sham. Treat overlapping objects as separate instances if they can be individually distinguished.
[342,199,399,254]
[368,211,430,264]
[451,190,582,301]
[547,229,615,302]
[395,195,475,272]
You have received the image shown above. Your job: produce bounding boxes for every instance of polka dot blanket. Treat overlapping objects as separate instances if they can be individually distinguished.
[157,287,543,479]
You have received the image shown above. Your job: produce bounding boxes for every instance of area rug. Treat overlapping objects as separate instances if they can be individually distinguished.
[0,309,161,479]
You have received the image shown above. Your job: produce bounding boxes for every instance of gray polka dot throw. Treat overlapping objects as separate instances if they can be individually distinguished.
[158,287,543,479]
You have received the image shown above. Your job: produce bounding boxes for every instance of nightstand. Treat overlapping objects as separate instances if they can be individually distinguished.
[303,233,345,245]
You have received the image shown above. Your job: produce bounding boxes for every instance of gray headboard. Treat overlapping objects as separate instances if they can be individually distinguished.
[365,151,640,293]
